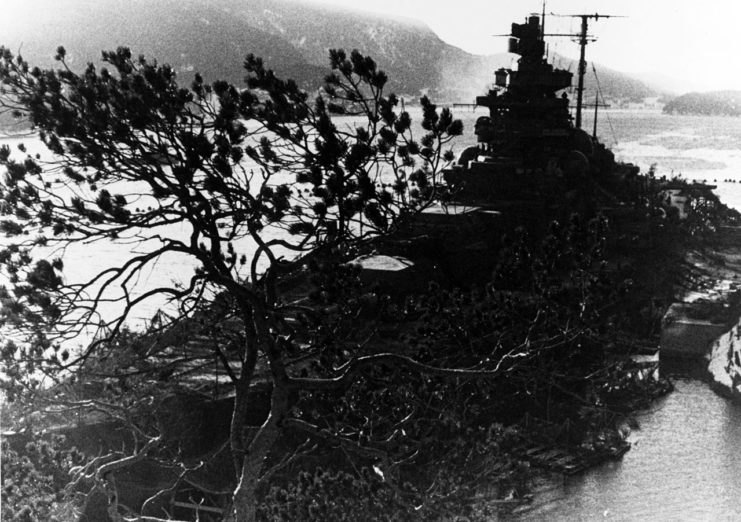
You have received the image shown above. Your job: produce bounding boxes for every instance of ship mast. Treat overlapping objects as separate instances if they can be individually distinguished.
[574,15,589,129]
[549,13,624,129]
[541,1,546,40]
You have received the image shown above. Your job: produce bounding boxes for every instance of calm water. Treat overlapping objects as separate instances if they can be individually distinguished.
[513,379,741,521]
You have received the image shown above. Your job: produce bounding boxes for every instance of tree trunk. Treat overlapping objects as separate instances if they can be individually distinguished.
[230,286,289,520]
[230,313,259,474]
[231,382,289,521]
[230,382,252,474]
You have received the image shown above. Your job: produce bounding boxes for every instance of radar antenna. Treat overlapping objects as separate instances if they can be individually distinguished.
[489,10,624,130]
[549,13,625,128]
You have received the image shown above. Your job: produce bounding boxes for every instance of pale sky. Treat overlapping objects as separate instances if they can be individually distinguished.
[311,0,740,93]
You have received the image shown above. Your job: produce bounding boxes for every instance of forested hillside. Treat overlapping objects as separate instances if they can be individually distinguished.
[0,0,657,102]
[663,91,741,116]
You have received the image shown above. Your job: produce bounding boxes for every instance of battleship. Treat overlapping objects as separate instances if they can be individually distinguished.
[444,12,622,204]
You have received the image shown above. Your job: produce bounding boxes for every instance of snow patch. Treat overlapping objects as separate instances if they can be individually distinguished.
[708,315,741,392]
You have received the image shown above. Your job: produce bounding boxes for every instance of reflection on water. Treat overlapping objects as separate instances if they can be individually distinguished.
[511,378,741,521]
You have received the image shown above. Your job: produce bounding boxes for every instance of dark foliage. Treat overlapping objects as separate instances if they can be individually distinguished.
[1,435,84,522]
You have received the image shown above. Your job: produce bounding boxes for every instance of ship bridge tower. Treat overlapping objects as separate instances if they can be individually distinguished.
[474,14,573,158]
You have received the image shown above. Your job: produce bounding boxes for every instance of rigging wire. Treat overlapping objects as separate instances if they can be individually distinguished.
[591,63,618,147]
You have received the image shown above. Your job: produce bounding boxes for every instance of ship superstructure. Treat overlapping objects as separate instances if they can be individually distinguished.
[445,13,617,203]
[474,15,573,160]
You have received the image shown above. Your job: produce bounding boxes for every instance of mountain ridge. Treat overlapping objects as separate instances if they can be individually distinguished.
[0,0,658,102]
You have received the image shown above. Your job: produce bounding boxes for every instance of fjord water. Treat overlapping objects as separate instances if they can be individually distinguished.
[512,378,741,520]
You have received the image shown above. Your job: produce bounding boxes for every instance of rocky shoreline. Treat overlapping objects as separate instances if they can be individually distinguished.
[656,225,741,390]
